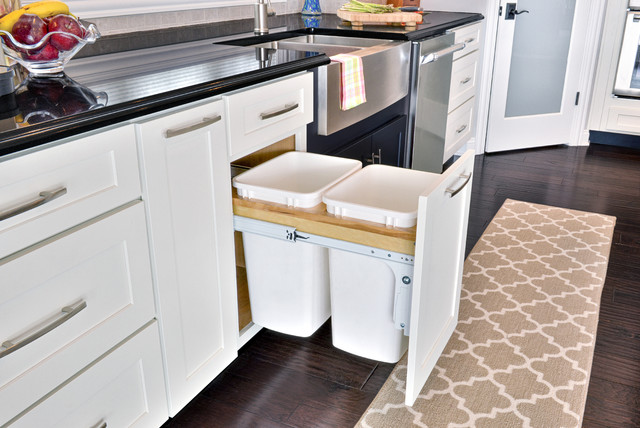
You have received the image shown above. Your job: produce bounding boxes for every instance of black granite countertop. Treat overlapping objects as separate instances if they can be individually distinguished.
[0,11,482,157]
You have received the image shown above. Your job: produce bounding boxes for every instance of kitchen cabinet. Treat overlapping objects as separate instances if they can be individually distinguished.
[233,150,475,406]
[331,115,407,167]
[0,127,165,426]
[224,73,313,161]
[0,125,141,260]
[137,98,238,417]
[443,22,480,164]
[589,0,640,137]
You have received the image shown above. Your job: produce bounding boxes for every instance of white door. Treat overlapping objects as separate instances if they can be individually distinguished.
[405,150,474,406]
[485,0,592,152]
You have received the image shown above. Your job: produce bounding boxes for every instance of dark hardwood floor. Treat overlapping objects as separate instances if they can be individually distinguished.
[163,143,640,427]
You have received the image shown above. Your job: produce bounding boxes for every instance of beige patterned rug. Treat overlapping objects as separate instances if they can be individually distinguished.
[357,199,616,428]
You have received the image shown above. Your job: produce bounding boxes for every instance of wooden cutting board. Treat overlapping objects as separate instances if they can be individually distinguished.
[337,9,423,28]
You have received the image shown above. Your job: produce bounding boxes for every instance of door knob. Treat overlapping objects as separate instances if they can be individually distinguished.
[505,3,529,20]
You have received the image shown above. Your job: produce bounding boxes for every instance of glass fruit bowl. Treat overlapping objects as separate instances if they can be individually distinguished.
[0,17,99,75]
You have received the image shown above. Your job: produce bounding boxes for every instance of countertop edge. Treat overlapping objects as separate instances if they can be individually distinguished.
[0,55,329,157]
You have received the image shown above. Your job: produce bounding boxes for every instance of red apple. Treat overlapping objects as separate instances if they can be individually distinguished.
[48,14,82,51]
[26,43,59,61]
[11,14,47,46]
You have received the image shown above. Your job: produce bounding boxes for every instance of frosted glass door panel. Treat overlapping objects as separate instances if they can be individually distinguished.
[505,0,577,118]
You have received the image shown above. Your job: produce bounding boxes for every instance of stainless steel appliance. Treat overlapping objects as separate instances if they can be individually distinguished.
[614,0,640,97]
[406,33,465,172]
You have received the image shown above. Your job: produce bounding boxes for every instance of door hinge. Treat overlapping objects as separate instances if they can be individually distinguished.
[499,5,503,16]
[575,92,580,106]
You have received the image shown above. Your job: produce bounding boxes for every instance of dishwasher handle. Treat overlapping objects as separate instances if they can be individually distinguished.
[420,42,465,65]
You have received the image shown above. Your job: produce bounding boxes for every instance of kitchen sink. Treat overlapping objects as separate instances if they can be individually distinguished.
[248,34,411,135]
[252,35,390,56]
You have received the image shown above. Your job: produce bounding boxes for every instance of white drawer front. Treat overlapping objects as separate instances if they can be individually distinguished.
[606,106,640,134]
[225,73,313,161]
[449,50,479,113]
[0,125,141,259]
[444,98,475,162]
[453,22,481,60]
[10,322,168,428]
[0,202,155,425]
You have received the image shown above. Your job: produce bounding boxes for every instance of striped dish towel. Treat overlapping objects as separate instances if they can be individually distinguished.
[331,53,366,110]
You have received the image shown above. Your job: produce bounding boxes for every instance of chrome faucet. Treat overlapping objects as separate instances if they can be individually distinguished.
[254,0,276,35]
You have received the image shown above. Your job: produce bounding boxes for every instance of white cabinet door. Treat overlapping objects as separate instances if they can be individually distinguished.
[405,150,474,406]
[137,99,238,416]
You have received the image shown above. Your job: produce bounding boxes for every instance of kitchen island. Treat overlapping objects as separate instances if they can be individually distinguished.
[0,10,481,428]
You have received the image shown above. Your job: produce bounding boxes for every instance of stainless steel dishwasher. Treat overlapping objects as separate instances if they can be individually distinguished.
[406,33,465,172]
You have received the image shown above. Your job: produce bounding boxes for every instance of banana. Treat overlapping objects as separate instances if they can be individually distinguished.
[0,1,70,33]
[22,1,70,18]
[0,9,24,32]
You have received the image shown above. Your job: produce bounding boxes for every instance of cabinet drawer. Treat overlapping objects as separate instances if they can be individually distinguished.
[0,202,156,426]
[605,106,640,134]
[449,50,479,113]
[225,73,313,161]
[10,322,168,428]
[444,98,474,162]
[0,125,141,259]
[453,22,481,60]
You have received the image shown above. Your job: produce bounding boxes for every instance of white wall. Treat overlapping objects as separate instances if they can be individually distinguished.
[90,0,355,35]
[421,1,489,15]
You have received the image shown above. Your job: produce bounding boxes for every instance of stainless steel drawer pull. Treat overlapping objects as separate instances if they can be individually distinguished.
[90,421,107,428]
[0,187,67,222]
[0,300,87,359]
[366,148,382,164]
[164,115,222,138]
[456,124,468,134]
[260,103,299,120]
[420,42,466,65]
[464,37,476,44]
[446,173,472,198]
[460,77,472,84]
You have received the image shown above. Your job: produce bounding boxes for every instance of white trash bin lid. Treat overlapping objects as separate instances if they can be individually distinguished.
[322,164,440,228]
[233,151,362,208]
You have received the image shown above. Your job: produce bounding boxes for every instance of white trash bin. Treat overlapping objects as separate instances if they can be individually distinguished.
[233,151,361,337]
[322,164,441,362]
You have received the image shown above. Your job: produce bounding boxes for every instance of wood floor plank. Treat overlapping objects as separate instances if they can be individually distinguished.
[286,402,362,428]
[243,325,380,389]
[591,350,640,388]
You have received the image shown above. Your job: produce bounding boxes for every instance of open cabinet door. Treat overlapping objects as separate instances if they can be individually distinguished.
[405,150,474,406]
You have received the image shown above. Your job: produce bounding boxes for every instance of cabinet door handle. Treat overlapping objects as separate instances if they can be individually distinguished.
[460,77,472,85]
[260,103,299,120]
[456,124,468,134]
[0,187,67,222]
[0,300,87,359]
[445,173,472,198]
[90,421,107,428]
[164,115,222,139]
[366,148,382,164]
[464,37,476,44]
